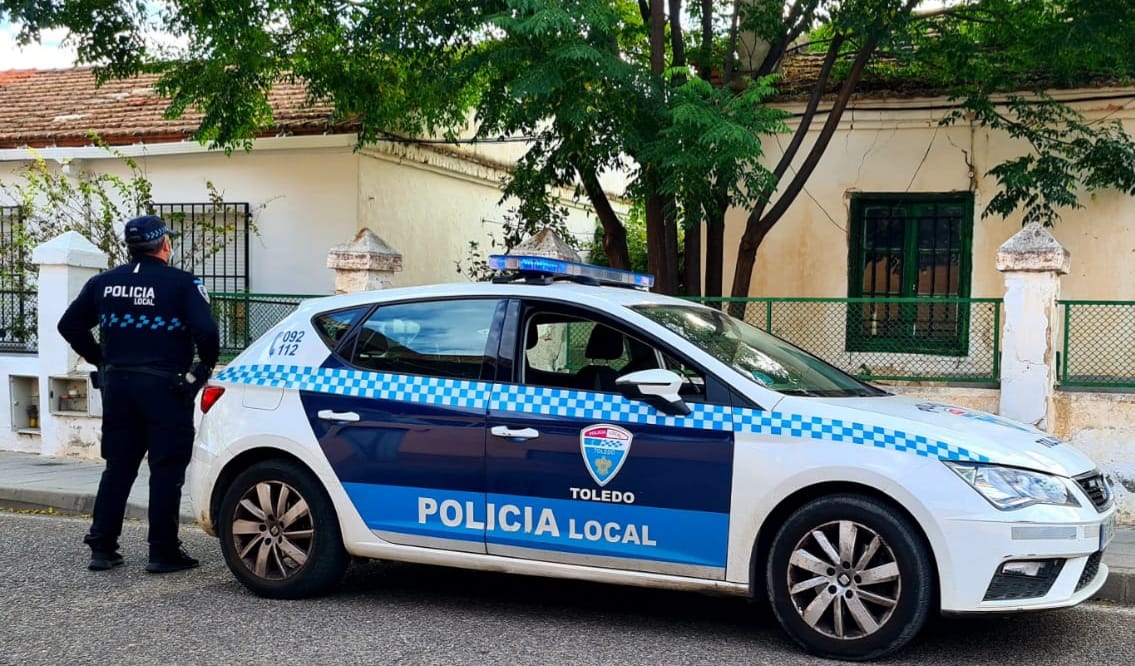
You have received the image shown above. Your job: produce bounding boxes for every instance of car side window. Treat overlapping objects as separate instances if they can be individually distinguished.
[522,308,707,400]
[312,306,369,351]
[348,299,500,380]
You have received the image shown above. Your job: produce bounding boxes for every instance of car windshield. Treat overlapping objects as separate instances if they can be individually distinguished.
[631,304,885,398]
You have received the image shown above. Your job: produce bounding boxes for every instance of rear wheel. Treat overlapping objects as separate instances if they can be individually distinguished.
[218,459,348,598]
[766,494,933,661]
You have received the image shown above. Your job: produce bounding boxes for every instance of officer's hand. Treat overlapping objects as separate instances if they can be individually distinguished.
[185,362,213,393]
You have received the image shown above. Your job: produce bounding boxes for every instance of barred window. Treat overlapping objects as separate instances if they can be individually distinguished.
[155,202,251,293]
[847,193,974,356]
[1,206,35,350]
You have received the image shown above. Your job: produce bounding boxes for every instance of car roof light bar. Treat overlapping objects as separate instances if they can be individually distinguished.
[488,254,655,289]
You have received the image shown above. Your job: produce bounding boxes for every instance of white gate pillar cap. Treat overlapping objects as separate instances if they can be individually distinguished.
[995,222,1070,274]
[326,228,403,272]
[512,228,581,262]
[31,231,107,268]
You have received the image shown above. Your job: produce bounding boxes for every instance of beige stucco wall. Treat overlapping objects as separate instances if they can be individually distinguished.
[357,142,601,288]
[725,90,1135,301]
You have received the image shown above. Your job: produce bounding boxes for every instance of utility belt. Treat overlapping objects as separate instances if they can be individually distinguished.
[102,365,183,381]
[95,364,208,395]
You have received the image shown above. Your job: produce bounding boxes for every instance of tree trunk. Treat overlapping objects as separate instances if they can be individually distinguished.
[663,195,680,294]
[645,192,677,294]
[579,166,631,270]
[704,198,726,300]
[684,219,702,297]
[729,36,881,307]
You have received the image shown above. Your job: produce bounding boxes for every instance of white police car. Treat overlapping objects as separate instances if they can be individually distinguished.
[190,256,1116,660]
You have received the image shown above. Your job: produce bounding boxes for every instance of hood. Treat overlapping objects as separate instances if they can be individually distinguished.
[786,394,1097,477]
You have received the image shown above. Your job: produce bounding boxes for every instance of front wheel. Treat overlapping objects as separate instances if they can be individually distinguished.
[766,494,934,661]
[217,459,349,599]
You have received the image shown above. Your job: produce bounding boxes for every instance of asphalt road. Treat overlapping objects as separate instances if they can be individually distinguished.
[2,512,1132,666]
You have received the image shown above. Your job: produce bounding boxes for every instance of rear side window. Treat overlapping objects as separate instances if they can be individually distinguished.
[313,306,369,350]
[347,299,501,380]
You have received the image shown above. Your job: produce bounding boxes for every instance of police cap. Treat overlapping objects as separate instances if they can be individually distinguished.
[124,215,172,244]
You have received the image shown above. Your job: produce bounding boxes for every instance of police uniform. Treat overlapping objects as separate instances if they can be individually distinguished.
[58,215,219,572]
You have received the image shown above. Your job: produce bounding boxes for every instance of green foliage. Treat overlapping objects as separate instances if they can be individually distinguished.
[643,71,788,228]
[947,93,1135,225]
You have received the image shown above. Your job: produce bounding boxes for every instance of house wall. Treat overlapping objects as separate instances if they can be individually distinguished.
[723,90,1135,301]
[358,142,600,288]
[1,140,360,296]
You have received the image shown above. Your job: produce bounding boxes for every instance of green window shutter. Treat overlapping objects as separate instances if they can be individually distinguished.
[847,193,974,356]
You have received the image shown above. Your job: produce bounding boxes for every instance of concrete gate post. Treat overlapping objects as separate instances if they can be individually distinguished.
[326,228,403,294]
[996,223,1070,430]
[31,232,108,456]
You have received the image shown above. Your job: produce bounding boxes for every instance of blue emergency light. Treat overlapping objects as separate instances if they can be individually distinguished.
[488,254,655,289]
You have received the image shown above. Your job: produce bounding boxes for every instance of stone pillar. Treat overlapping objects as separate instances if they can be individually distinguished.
[32,232,108,456]
[512,228,582,262]
[996,223,1070,430]
[326,228,403,294]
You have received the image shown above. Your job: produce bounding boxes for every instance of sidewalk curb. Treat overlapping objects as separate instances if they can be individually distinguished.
[0,487,196,524]
[1097,567,1133,605]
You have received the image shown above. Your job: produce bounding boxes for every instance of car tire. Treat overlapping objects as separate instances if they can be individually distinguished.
[217,459,349,599]
[765,494,933,661]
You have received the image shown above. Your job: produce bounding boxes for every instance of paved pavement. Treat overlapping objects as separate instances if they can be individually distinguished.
[0,450,1131,604]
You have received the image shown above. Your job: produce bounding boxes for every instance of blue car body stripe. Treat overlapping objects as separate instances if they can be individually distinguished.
[342,483,728,567]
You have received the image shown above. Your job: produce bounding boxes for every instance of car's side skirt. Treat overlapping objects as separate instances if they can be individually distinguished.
[345,536,748,596]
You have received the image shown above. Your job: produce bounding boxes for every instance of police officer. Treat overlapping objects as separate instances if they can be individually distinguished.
[58,215,220,573]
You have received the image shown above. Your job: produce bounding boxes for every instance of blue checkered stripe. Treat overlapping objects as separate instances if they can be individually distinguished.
[99,312,187,331]
[733,411,988,462]
[217,364,493,409]
[492,383,735,430]
[216,364,987,462]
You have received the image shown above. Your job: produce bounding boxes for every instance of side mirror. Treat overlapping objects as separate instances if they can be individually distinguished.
[615,369,691,416]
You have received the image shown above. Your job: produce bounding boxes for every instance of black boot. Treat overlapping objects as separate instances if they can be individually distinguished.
[89,551,125,571]
[145,546,199,573]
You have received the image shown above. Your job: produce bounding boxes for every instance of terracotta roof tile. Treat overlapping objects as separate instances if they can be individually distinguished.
[0,67,359,148]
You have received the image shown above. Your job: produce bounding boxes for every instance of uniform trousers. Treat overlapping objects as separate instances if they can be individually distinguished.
[84,371,195,557]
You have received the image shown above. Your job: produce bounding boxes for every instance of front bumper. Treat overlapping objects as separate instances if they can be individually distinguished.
[937,509,1116,612]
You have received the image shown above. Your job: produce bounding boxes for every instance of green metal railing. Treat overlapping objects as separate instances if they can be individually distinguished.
[211,292,320,361]
[1059,300,1135,388]
[689,297,1003,384]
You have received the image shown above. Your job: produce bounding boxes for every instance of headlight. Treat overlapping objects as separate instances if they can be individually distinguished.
[943,462,1080,510]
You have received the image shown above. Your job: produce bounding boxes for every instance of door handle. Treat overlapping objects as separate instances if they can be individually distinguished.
[317,409,360,423]
[491,425,539,440]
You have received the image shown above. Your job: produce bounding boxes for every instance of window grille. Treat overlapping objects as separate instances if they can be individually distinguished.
[154,202,251,293]
[847,193,974,356]
[0,206,36,351]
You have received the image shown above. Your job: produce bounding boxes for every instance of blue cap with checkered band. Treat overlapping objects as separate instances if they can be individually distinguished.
[123,215,172,244]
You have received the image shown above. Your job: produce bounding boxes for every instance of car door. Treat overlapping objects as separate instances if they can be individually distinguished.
[303,297,506,554]
[484,299,735,579]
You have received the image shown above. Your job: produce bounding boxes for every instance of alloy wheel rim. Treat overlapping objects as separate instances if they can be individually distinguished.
[785,520,901,640]
[231,480,314,580]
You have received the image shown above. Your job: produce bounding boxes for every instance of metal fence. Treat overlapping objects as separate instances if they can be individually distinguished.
[210,293,316,361]
[1059,300,1135,389]
[689,297,1002,384]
